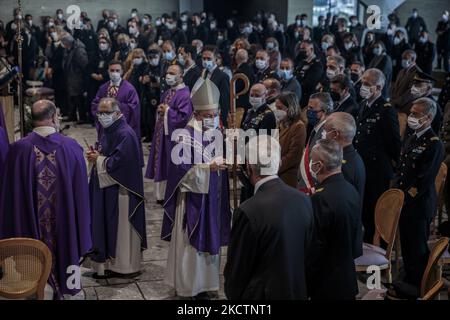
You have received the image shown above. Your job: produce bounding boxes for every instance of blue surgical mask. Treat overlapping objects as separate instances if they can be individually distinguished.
[401,59,411,69]
[164,51,175,61]
[202,59,215,71]
[98,113,116,128]
[373,47,382,56]
[280,69,293,81]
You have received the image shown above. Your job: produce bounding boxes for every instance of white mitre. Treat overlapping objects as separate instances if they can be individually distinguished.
[191,78,220,111]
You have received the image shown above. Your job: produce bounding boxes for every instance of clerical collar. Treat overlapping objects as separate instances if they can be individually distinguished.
[33,126,56,137]
[254,175,278,194]
[416,126,431,138]
[172,83,186,91]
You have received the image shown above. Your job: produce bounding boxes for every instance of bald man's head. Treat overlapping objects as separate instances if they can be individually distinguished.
[250,83,268,99]
[32,100,59,129]
[235,49,248,64]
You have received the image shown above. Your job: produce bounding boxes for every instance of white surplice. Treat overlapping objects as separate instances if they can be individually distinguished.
[92,156,142,275]
[165,165,221,297]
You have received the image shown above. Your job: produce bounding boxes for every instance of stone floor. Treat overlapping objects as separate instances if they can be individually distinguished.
[37,122,450,300]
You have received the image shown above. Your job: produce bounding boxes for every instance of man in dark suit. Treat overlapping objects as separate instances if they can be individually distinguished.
[254,49,279,83]
[391,50,421,110]
[393,97,444,287]
[294,40,324,107]
[178,44,201,92]
[200,46,230,127]
[330,74,359,119]
[225,135,314,300]
[405,8,427,45]
[354,68,401,243]
[307,139,362,300]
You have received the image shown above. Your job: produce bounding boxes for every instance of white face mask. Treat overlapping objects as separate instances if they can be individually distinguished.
[149,58,160,66]
[360,85,374,99]
[109,72,122,84]
[407,115,426,130]
[51,32,58,40]
[98,113,116,128]
[393,37,401,45]
[255,59,267,70]
[130,42,137,50]
[166,74,178,86]
[57,14,63,20]
[249,96,266,110]
[99,43,109,51]
[203,116,220,130]
[129,27,137,35]
[344,42,353,50]
[133,57,143,65]
[273,109,287,122]
[411,85,427,97]
[321,42,330,51]
[326,68,338,79]
[142,18,149,25]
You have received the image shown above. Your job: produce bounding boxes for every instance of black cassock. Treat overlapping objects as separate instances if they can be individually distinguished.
[307,173,362,300]
[224,178,314,300]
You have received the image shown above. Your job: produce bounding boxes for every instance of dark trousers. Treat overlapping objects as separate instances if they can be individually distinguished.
[362,174,390,243]
[399,212,432,287]
[67,95,87,122]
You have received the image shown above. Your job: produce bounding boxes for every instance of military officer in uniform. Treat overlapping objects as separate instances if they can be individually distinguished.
[239,83,277,202]
[254,49,279,84]
[141,49,163,142]
[354,68,401,243]
[294,40,324,107]
[393,97,444,287]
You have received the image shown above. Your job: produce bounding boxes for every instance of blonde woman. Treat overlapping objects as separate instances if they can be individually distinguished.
[123,48,148,98]
[114,33,131,63]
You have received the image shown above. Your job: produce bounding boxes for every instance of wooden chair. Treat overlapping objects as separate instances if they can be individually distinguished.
[355,189,405,283]
[0,238,52,300]
[420,237,449,300]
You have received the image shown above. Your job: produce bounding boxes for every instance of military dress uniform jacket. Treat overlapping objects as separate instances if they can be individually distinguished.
[393,128,444,218]
[354,96,401,181]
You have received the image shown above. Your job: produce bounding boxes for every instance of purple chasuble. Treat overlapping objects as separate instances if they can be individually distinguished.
[0,132,92,299]
[0,126,8,178]
[146,86,193,182]
[91,80,143,165]
[161,125,231,255]
[89,117,147,263]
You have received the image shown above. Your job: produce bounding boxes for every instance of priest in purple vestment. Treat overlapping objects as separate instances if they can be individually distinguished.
[162,78,231,298]
[146,64,193,203]
[91,60,143,164]
[88,97,147,278]
[0,100,92,300]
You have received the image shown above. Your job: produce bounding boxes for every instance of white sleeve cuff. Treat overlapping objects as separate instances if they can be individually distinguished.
[97,156,117,189]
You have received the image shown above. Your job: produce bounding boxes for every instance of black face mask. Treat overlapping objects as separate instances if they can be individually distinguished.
[350,72,359,82]
[120,43,128,51]
[330,91,341,102]
[298,50,308,60]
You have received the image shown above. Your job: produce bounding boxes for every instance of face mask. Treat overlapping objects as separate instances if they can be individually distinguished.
[309,160,321,181]
[178,54,185,66]
[155,20,162,26]
[280,69,293,81]
[99,43,109,51]
[412,12,418,18]
[149,58,160,66]
[373,47,382,56]
[307,109,319,124]
[57,14,63,20]
[166,74,178,86]
[202,59,215,71]
[108,21,115,29]
[11,23,17,30]
[98,114,116,128]
[443,15,449,21]
[217,35,224,41]
[181,15,188,22]
[114,19,118,24]
[133,57,143,65]
[330,91,341,102]
[387,28,395,36]
[351,20,358,27]
[350,72,359,82]
[51,32,58,40]
[321,42,329,51]
[203,116,220,130]
[298,49,308,60]
[419,36,427,44]
[274,109,287,122]
[326,68,338,79]
[401,59,411,69]
[131,12,138,18]
[182,24,188,31]
[266,42,275,50]
[344,42,353,50]
[142,18,149,25]
[227,21,234,28]
[360,85,373,99]
[210,23,216,30]
[166,23,176,30]
[411,85,427,97]
[255,59,267,70]
[296,19,302,26]
[164,51,175,61]
[129,42,137,50]
[249,96,265,109]
[393,37,401,45]
[129,27,137,35]
[109,72,121,84]
[27,20,33,26]
[407,115,425,130]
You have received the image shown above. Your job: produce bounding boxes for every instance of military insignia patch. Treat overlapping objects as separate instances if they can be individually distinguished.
[408,187,418,198]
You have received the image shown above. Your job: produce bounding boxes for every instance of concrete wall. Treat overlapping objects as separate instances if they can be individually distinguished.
[395,0,448,42]
[246,0,289,25]
[287,0,314,26]
[0,0,180,28]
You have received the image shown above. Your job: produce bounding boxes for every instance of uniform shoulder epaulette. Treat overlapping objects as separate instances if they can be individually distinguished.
[430,137,440,141]
[315,187,324,193]
[384,102,392,108]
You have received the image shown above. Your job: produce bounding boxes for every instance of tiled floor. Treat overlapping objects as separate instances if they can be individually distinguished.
[52,123,450,300]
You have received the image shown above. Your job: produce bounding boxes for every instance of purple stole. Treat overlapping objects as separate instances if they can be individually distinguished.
[34,146,62,299]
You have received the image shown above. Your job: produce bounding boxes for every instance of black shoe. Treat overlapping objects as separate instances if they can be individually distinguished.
[156,200,164,205]
[192,292,211,300]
